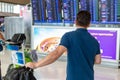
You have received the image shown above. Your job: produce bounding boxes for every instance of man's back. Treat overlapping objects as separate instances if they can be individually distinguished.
[60,28,100,80]
[25,10,101,80]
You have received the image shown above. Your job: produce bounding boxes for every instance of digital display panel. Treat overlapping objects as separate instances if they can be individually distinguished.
[31,0,120,24]
[32,26,119,60]
[89,29,117,60]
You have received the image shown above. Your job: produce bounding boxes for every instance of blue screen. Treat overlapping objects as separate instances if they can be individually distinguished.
[31,0,120,25]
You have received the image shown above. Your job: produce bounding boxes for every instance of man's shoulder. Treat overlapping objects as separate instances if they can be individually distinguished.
[65,30,75,35]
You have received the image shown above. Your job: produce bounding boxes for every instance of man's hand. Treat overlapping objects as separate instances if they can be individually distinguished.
[25,62,37,69]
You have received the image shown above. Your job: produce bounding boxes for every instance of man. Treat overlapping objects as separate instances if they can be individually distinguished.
[25,10,101,80]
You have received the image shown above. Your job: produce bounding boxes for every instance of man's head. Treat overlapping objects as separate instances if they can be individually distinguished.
[76,10,91,28]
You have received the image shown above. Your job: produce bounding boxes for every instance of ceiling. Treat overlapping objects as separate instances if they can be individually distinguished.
[0,0,30,5]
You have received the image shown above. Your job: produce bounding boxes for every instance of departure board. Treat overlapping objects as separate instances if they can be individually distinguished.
[99,0,115,23]
[46,0,62,23]
[62,0,79,23]
[115,0,120,22]
[31,0,40,22]
[31,0,120,25]
[38,0,46,22]
[92,0,99,23]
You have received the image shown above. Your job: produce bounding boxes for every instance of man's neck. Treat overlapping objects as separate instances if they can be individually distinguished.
[76,26,87,29]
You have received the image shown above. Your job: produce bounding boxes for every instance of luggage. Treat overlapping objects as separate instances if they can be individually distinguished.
[2,48,38,80]
[3,65,36,80]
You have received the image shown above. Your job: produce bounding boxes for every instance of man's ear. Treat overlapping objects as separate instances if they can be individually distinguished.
[75,20,77,24]
[75,20,78,26]
[74,20,76,24]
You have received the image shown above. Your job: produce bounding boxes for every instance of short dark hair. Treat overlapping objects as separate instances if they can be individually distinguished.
[76,10,91,27]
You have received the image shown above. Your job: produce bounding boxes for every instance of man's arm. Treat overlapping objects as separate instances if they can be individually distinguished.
[94,54,101,64]
[25,45,67,69]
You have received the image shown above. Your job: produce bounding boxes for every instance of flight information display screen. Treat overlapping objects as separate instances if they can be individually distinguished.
[31,0,120,24]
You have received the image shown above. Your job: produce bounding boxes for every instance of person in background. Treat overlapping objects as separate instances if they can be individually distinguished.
[0,22,5,41]
[0,32,5,41]
[0,21,4,80]
[0,43,3,80]
[0,23,5,32]
[25,10,101,80]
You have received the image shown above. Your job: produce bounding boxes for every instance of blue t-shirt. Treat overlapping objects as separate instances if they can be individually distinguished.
[59,28,100,80]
